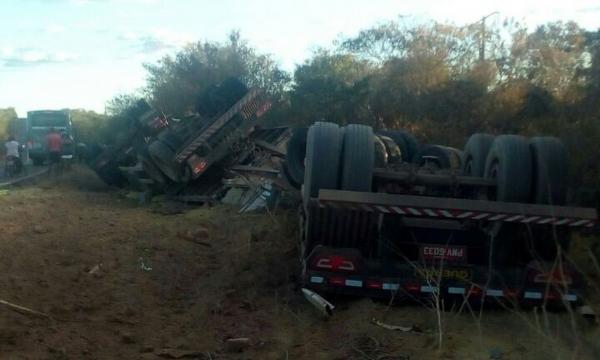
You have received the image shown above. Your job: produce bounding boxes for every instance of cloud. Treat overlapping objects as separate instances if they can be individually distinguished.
[118,29,193,53]
[0,47,77,67]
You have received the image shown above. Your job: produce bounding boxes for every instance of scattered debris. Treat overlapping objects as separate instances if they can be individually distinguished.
[120,331,136,344]
[178,228,211,247]
[488,347,504,360]
[371,318,414,332]
[302,288,334,316]
[155,348,205,359]
[0,299,51,319]
[138,257,153,272]
[225,337,251,353]
[88,264,102,275]
[577,305,598,323]
[33,224,48,234]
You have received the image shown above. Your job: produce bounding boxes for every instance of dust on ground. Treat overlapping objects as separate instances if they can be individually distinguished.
[0,166,598,359]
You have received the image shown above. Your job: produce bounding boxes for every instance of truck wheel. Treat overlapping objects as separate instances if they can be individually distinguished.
[377,130,418,162]
[138,146,169,186]
[530,137,568,205]
[484,135,532,202]
[463,133,495,177]
[303,122,342,205]
[285,127,308,189]
[413,145,462,170]
[157,129,185,152]
[341,124,374,191]
[373,135,388,167]
[148,141,187,183]
[378,135,402,164]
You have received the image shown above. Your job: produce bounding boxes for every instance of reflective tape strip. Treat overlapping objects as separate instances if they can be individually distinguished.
[439,210,454,218]
[563,294,577,302]
[421,285,439,293]
[457,211,474,219]
[521,216,540,223]
[390,206,405,215]
[524,291,543,299]
[448,287,465,295]
[345,279,363,288]
[554,219,571,225]
[486,289,504,297]
[489,214,507,221]
[570,219,590,227]
[310,276,324,284]
[537,218,554,224]
[423,209,438,217]
[382,283,400,291]
[376,205,390,213]
[506,215,524,222]
[407,208,422,216]
[473,213,490,220]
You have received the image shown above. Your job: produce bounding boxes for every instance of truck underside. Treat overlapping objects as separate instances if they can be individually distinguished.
[292,122,598,307]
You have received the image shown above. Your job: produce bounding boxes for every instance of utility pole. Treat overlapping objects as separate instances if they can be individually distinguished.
[478,12,499,61]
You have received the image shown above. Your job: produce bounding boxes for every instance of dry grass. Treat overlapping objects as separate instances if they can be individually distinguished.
[0,166,598,359]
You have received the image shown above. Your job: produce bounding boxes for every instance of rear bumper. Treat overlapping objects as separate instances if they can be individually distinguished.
[302,247,583,306]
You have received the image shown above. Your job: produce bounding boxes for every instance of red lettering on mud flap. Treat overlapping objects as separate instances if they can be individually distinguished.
[420,244,467,262]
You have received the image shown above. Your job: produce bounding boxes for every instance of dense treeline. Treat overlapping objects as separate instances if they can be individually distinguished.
[127,19,599,189]
[3,17,599,190]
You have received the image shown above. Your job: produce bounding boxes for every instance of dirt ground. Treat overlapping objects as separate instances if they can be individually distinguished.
[0,166,599,360]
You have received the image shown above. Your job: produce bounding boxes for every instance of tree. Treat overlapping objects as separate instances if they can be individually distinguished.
[0,108,18,140]
[70,109,110,144]
[144,31,290,117]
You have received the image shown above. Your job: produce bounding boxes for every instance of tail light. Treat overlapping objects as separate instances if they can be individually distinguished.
[504,288,520,300]
[403,281,421,294]
[468,286,483,297]
[188,155,209,176]
[312,255,357,272]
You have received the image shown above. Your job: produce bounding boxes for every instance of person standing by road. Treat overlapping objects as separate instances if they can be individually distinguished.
[46,128,63,174]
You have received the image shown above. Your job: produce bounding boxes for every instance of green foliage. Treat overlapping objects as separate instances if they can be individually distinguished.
[70,109,110,144]
[144,31,290,117]
[0,108,18,140]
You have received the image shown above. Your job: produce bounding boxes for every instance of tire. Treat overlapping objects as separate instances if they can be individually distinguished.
[463,133,495,177]
[138,146,169,186]
[484,135,532,202]
[529,137,568,205]
[373,135,388,167]
[378,135,401,164]
[285,128,308,188]
[341,124,375,191]
[148,140,187,183]
[157,129,185,152]
[377,130,418,162]
[303,122,342,205]
[413,145,462,170]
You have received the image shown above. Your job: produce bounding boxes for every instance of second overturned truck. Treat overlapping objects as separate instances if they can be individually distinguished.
[290,122,597,306]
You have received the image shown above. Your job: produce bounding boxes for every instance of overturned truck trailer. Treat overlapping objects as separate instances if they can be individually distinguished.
[288,122,597,306]
[89,78,291,203]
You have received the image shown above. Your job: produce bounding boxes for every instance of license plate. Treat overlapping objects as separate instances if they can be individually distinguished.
[421,244,467,262]
[415,267,473,281]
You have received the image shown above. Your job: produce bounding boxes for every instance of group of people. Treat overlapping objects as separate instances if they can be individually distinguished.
[3,128,64,175]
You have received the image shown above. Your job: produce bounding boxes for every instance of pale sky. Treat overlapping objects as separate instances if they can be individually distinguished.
[1,0,599,116]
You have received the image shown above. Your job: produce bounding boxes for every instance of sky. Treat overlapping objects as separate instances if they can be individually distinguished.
[1,0,599,116]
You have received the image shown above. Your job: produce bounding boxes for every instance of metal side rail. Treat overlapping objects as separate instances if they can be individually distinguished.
[174,88,267,163]
[316,190,598,228]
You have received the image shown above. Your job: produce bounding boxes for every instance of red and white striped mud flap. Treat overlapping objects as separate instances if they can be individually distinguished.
[316,190,598,228]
